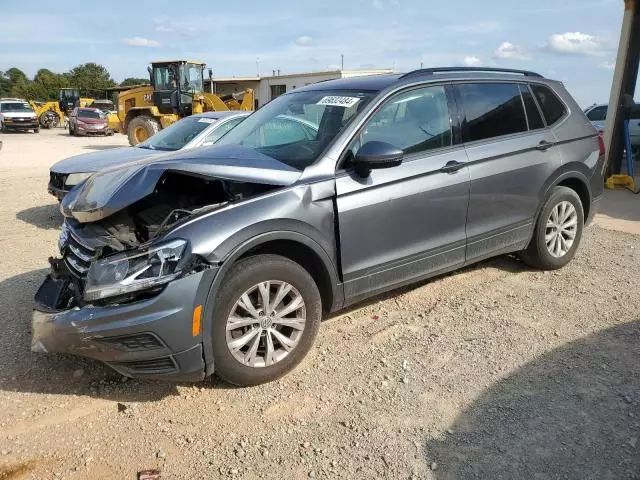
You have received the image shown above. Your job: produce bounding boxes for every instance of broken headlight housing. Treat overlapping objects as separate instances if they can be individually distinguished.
[84,239,190,301]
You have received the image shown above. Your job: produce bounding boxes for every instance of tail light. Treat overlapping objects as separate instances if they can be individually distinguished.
[597,132,605,157]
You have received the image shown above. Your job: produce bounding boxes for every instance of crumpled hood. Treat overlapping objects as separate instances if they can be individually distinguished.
[51,146,159,174]
[61,145,302,223]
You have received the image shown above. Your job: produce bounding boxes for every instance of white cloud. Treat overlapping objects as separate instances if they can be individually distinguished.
[372,0,384,10]
[493,42,531,60]
[547,32,605,56]
[598,61,615,70]
[295,35,315,47]
[156,25,173,33]
[448,21,502,34]
[122,37,161,47]
[463,56,482,66]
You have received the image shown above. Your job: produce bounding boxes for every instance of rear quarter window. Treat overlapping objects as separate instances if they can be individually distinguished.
[531,84,567,125]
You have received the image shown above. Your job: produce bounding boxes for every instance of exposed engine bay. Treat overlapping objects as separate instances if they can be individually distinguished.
[74,171,278,251]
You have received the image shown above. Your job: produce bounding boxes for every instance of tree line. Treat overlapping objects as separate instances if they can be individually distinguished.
[0,63,149,101]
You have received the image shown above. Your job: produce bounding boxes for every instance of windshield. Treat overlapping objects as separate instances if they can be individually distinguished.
[216,89,375,170]
[153,66,174,91]
[137,116,215,151]
[1,102,33,113]
[78,109,104,119]
[181,64,203,93]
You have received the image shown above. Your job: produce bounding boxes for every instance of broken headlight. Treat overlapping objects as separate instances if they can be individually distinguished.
[84,239,189,301]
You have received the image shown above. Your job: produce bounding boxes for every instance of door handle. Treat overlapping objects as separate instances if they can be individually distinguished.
[535,140,554,151]
[440,161,465,174]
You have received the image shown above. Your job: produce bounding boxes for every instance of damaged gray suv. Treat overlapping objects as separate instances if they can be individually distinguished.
[33,67,604,386]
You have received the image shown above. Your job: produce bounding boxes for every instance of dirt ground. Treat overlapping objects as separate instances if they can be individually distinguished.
[0,128,639,480]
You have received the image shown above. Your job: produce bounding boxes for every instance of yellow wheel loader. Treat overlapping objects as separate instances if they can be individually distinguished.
[28,88,94,129]
[118,60,254,145]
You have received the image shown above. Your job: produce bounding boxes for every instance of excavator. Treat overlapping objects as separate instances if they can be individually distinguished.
[118,60,254,145]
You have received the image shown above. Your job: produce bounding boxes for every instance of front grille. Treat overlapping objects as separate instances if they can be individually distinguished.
[64,230,95,277]
[110,356,177,374]
[50,172,67,189]
[98,333,165,351]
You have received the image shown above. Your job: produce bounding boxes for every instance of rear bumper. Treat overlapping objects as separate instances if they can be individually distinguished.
[32,269,216,381]
[586,195,602,226]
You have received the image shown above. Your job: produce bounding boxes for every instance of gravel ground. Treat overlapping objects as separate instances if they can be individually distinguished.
[0,128,639,480]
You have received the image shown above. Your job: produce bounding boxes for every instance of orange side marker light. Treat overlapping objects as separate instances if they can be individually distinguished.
[192,305,202,337]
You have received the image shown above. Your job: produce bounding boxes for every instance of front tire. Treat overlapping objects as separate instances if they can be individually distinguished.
[211,254,322,386]
[127,115,160,146]
[521,186,584,270]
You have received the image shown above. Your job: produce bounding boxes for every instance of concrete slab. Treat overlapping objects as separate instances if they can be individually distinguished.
[593,188,640,235]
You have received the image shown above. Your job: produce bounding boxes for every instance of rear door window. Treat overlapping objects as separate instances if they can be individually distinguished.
[531,84,566,125]
[456,83,528,142]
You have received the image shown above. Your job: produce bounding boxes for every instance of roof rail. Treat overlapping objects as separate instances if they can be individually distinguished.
[399,67,544,80]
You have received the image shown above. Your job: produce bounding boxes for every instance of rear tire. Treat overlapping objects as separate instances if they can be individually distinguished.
[127,115,160,146]
[520,186,584,270]
[211,254,322,387]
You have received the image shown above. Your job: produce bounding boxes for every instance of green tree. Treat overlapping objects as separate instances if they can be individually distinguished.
[0,71,11,97]
[5,67,28,86]
[67,63,116,97]
[33,69,69,99]
[120,77,149,87]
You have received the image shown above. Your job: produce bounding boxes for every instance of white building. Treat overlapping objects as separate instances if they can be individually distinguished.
[205,69,394,108]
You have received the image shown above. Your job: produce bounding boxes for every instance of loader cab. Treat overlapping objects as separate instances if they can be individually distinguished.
[151,61,205,116]
[58,88,80,114]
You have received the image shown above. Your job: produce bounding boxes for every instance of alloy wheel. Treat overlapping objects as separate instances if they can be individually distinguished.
[225,281,306,368]
[545,201,578,258]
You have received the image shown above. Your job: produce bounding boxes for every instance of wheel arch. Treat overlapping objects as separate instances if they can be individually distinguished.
[199,231,343,376]
[537,166,592,223]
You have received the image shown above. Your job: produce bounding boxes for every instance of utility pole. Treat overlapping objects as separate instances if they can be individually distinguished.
[256,57,260,77]
[341,54,344,71]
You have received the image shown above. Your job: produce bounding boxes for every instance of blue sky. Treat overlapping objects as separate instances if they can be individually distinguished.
[1,0,634,107]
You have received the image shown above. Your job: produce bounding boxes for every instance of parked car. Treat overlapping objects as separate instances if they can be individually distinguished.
[49,111,250,200]
[33,67,604,386]
[68,107,113,137]
[0,99,39,133]
[584,103,640,151]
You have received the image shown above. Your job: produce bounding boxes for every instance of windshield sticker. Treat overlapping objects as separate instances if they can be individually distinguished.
[316,96,361,108]
[198,118,216,124]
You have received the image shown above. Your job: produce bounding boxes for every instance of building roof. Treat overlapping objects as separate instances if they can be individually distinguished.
[259,69,393,80]
[208,77,260,83]
[293,74,401,92]
[190,111,251,120]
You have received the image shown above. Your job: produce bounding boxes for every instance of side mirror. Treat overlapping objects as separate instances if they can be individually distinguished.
[353,141,403,177]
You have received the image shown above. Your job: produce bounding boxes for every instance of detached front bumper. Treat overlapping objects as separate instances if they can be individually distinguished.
[47,182,68,201]
[32,269,216,381]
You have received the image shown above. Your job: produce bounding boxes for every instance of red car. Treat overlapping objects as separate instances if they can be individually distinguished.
[68,107,113,136]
